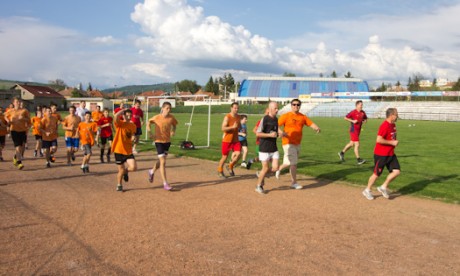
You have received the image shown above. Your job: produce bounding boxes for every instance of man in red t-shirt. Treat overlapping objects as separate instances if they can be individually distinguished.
[130,99,144,154]
[97,108,114,163]
[362,108,400,200]
[339,100,367,165]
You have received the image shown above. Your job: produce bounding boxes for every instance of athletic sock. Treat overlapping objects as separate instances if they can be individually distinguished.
[107,148,111,155]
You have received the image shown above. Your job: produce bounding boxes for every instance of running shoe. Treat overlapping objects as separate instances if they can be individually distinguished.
[357,158,366,165]
[116,185,123,192]
[291,183,303,190]
[71,152,75,161]
[377,186,390,199]
[246,160,253,170]
[338,152,345,162]
[362,189,374,200]
[163,183,172,191]
[17,163,24,170]
[123,172,129,182]
[218,172,226,178]
[34,150,37,157]
[275,170,281,179]
[13,157,18,166]
[225,165,235,176]
[148,169,154,183]
[255,185,265,194]
[46,162,51,168]
[241,162,247,168]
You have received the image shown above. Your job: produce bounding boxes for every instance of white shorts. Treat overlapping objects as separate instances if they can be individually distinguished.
[282,144,300,166]
[259,151,279,162]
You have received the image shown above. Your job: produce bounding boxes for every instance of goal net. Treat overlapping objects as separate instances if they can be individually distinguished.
[143,95,211,149]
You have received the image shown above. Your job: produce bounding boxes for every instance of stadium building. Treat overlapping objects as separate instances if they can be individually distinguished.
[237,77,370,102]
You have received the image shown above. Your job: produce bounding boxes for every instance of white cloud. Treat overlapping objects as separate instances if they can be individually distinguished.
[130,63,170,79]
[130,0,460,86]
[92,35,121,45]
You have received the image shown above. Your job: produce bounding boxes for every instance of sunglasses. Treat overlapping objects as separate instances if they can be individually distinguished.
[291,103,301,106]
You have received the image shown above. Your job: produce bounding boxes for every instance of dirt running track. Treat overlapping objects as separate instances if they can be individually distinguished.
[1,138,459,275]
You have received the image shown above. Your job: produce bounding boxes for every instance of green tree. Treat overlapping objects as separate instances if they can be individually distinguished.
[87,82,93,91]
[204,76,215,93]
[283,72,296,77]
[344,71,353,78]
[175,79,201,93]
[319,73,324,78]
[452,77,460,91]
[331,71,337,78]
[71,89,83,97]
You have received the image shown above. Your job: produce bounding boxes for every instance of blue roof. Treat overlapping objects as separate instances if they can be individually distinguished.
[238,77,369,98]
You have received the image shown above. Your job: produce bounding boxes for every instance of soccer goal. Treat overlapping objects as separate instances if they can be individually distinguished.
[144,95,211,148]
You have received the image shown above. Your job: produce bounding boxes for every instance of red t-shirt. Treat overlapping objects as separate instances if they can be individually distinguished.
[130,107,143,128]
[346,109,367,134]
[98,116,113,138]
[374,120,397,156]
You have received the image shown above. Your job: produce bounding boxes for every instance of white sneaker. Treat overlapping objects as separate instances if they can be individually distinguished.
[255,185,265,194]
[377,186,390,199]
[362,189,374,200]
[291,183,302,190]
[241,162,247,168]
[275,170,280,179]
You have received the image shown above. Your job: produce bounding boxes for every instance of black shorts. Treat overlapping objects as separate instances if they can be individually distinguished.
[373,154,400,176]
[155,142,171,156]
[115,153,135,165]
[0,135,5,147]
[11,131,27,147]
[35,135,42,141]
[239,140,248,147]
[42,139,58,149]
[135,127,142,136]
[100,135,113,145]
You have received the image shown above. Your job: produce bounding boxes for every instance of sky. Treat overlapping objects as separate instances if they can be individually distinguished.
[0,0,459,89]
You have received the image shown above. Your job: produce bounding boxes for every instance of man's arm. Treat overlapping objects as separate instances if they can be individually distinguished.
[309,123,321,133]
[376,135,398,147]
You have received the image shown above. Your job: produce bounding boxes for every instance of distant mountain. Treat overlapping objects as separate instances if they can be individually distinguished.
[0,79,65,91]
[102,83,175,94]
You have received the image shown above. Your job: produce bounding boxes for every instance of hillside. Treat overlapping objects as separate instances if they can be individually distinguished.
[0,79,65,91]
[102,83,175,94]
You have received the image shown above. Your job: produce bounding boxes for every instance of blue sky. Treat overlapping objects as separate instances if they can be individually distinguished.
[1,0,459,89]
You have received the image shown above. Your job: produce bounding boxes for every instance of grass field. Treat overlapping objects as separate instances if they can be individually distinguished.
[138,113,460,204]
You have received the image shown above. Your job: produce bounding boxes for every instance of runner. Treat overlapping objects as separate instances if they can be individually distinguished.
[146,101,178,191]
[77,111,98,173]
[246,108,269,170]
[49,103,62,162]
[112,108,137,192]
[254,102,282,194]
[362,108,400,200]
[217,102,241,178]
[40,106,59,168]
[130,99,144,154]
[0,107,8,161]
[92,105,103,147]
[338,100,368,164]
[238,114,249,168]
[76,100,89,122]
[97,108,114,163]
[4,97,30,169]
[276,99,321,189]
[30,109,43,158]
[62,105,81,166]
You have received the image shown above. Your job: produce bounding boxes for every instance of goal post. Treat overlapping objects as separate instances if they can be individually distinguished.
[144,95,211,148]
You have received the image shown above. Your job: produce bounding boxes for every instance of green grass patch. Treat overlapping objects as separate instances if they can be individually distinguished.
[138,113,460,204]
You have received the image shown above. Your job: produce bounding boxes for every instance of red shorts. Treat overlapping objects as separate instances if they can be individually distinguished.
[221,142,241,156]
[350,131,360,142]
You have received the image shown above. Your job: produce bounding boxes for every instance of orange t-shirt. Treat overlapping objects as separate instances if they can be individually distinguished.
[92,111,103,122]
[149,114,178,143]
[0,114,8,136]
[62,115,81,138]
[278,112,313,145]
[78,122,98,146]
[111,119,137,155]
[40,116,59,141]
[5,108,30,132]
[30,117,42,136]
[222,113,241,143]
[52,112,62,122]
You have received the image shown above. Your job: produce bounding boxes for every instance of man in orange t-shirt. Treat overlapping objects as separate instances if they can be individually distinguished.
[40,106,59,168]
[5,97,30,169]
[217,102,241,178]
[62,105,81,165]
[276,99,320,190]
[0,107,8,161]
[30,109,43,158]
[78,111,98,173]
[112,108,137,192]
[146,101,178,191]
